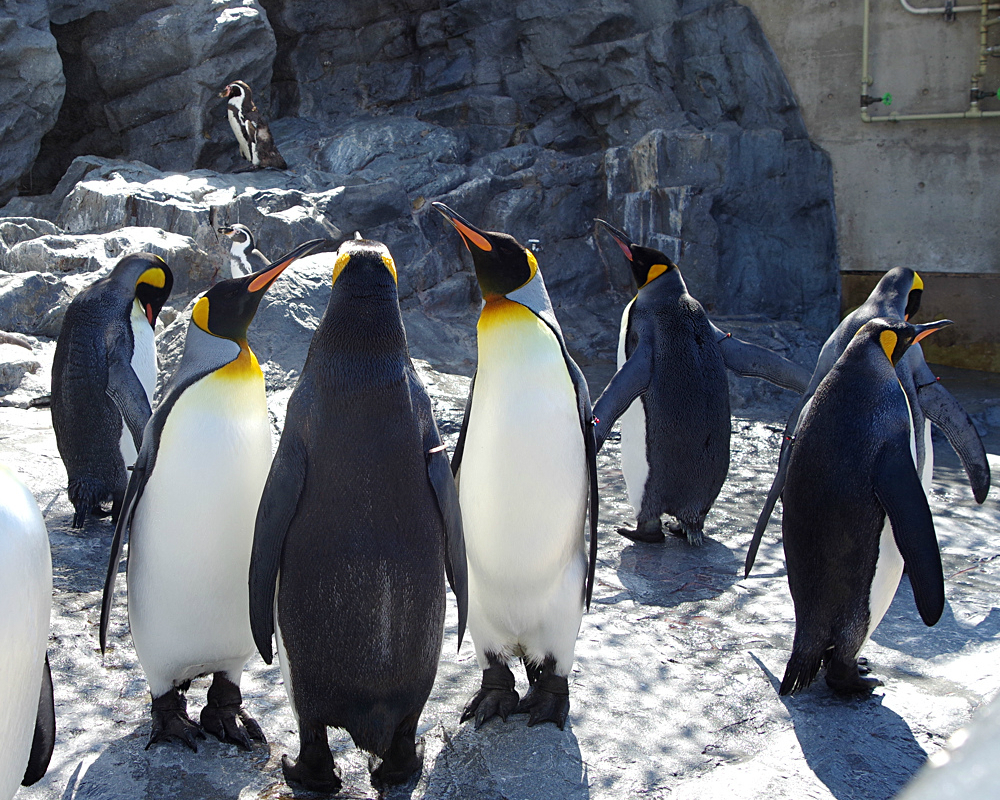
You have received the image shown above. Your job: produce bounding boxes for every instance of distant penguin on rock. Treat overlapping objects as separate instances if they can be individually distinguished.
[99,239,325,752]
[249,237,468,794]
[51,254,173,528]
[220,81,287,170]
[592,220,811,546]
[745,267,990,576]
[433,202,599,732]
[0,463,55,799]
[779,317,953,696]
[217,224,268,278]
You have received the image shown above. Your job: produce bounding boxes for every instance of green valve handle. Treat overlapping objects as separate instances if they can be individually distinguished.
[882,92,892,106]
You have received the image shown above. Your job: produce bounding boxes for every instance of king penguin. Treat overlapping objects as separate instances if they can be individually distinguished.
[0,463,55,799]
[99,238,325,751]
[217,224,268,278]
[51,254,173,528]
[592,220,811,545]
[745,267,990,575]
[779,316,953,696]
[433,203,599,730]
[219,81,287,170]
[249,237,468,793]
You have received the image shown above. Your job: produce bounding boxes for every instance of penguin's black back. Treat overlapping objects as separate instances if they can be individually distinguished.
[629,273,730,525]
[51,272,135,518]
[274,266,446,757]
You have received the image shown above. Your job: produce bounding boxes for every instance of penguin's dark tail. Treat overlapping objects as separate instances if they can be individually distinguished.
[778,639,828,696]
[68,478,108,529]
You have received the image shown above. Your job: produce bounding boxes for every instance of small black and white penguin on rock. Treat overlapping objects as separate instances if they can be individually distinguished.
[745,267,990,576]
[100,239,326,752]
[217,224,268,278]
[219,81,287,170]
[51,254,173,528]
[779,316,953,696]
[0,463,55,798]
[433,203,599,732]
[249,237,467,794]
[592,220,811,546]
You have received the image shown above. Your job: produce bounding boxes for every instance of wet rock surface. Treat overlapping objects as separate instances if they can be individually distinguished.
[2,339,998,800]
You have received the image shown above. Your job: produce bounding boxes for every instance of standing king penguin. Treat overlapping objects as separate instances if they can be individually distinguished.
[592,221,811,546]
[249,238,468,793]
[433,203,599,730]
[746,267,990,576]
[219,81,287,170]
[51,254,173,528]
[780,317,953,696]
[0,464,55,800]
[100,239,325,751]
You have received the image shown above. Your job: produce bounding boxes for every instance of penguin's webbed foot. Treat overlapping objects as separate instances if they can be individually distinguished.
[282,754,342,794]
[825,658,882,698]
[514,667,570,729]
[461,661,519,729]
[617,518,665,544]
[148,688,206,752]
[666,518,704,547]
[200,673,265,750]
[369,727,424,791]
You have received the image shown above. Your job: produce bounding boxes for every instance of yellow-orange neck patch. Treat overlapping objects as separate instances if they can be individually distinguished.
[381,253,398,283]
[213,342,262,381]
[136,266,166,289]
[879,330,898,362]
[192,296,210,333]
[912,272,924,291]
[332,252,350,285]
[643,263,669,286]
[478,296,535,332]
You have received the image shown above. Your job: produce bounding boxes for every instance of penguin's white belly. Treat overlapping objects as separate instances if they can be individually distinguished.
[118,301,157,469]
[0,466,51,799]
[920,418,934,491]
[615,301,649,515]
[460,301,587,651]
[128,370,270,694]
[865,388,919,642]
[228,106,252,161]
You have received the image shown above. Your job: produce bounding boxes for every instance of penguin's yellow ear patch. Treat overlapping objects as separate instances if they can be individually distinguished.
[644,263,669,286]
[332,252,350,285]
[136,267,166,289]
[912,272,924,292]
[879,330,898,362]
[193,296,210,333]
[381,253,398,283]
[525,250,539,283]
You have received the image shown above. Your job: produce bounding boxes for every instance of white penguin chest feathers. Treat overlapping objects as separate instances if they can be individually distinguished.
[615,299,649,515]
[119,299,157,468]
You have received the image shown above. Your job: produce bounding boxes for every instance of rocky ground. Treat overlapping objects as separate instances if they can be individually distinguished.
[1,336,997,800]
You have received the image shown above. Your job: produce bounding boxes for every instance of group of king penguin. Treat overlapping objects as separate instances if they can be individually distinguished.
[0,195,992,796]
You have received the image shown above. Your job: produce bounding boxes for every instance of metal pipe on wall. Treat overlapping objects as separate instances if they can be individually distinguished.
[899,0,999,15]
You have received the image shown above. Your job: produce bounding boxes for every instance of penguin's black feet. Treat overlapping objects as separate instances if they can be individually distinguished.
[148,688,206,751]
[617,518,665,544]
[370,715,424,791]
[825,658,882,697]
[666,518,704,547]
[514,662,570,729]
[461,660,519,729]
[200,673,265,750]
[282,720,342,794]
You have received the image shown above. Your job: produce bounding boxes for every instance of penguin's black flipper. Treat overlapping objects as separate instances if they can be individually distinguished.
[249,431,307,664]
[592,338,653,450]
[407,368,469,648]
[105,348,153,451]
[584,415,599,611]
[450,372,476,477]
[711,323,811,393]
[745,438,792,577]
[874,442,945,627]
[916,377,991,503]
[21,654,55,787]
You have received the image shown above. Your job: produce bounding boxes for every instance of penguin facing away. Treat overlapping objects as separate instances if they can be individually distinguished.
[249,238,468,794]
[219,81,287,170]
[0,463,55,798]
[745,267,990,576]
[779,317,952,696]
[433,202,599,731]
[51,254,173,528]
[217,224,268,278]
[99,238,326,752]
[592,220,811,546]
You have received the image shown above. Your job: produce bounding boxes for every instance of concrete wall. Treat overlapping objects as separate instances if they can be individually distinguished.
[741,0,1000,369]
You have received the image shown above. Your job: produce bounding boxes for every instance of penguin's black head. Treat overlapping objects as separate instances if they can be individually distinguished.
[595,219,677,289]
[132,256,173,328]
[433,202,537,299]
[873,267,923,321]
[220,81,252,103]
[217,224,253,248]
[905,271,923,321]
[860,317,953,367]
[193,238,328,341]
[330,237,399,294]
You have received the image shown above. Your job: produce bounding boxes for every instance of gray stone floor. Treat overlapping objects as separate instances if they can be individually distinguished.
[3,354,998,800]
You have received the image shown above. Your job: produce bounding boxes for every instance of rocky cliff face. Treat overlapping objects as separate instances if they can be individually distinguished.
[0,0,838,392]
